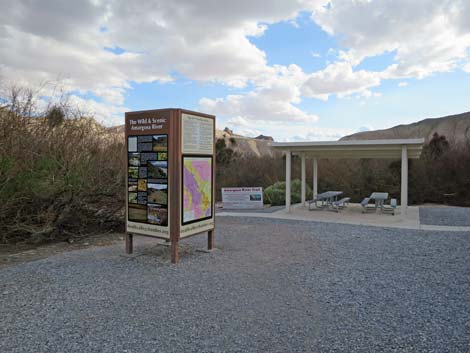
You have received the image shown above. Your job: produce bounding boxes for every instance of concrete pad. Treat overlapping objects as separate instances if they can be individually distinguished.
[217,203,470,232]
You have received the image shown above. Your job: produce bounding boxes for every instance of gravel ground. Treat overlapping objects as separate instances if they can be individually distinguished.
[1,217,470,353]
[420,206,470,226]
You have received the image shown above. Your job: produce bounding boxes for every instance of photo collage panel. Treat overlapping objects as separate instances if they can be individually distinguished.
[127,134,168,226]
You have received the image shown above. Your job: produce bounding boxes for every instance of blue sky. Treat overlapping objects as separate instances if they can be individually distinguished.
[1,0,470,141]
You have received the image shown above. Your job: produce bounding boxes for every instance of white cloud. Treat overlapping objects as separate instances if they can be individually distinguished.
[290,126,354,141]
[221,116,350,141]
[313,0,470,78]
[201,60,385,136]
[360,90,382,99]
[219,117,353,142]
[359,125,373,132]
[0,0,326,98]
[302,62,382,100]
[0,0,329,125]
[2,0,468,140]
[398,82,409,87]
[31,92,127,126]
[66,95,128,126]
[220,116,263,138]
[200,64,319,123]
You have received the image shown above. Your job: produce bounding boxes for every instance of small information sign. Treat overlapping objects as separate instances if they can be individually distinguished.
[222,187,264,209]
[181,113,214,154]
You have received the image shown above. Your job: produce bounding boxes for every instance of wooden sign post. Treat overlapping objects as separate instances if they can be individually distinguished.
[124,109,216,263]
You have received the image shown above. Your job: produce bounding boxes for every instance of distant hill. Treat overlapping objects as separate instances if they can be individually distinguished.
[341,112,470,144]
[216,127,277,157]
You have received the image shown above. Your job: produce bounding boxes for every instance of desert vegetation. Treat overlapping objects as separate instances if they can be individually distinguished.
[0,85,125,244]
[1,84,469,244]
[217,133,470,207]
[264,180,313,206]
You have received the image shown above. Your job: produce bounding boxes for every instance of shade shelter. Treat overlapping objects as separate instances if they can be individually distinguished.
[271,139,424,215]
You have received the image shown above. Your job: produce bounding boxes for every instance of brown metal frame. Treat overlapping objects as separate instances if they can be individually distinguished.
[124,108,216,263]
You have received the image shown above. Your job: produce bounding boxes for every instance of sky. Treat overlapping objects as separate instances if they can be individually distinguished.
[1,0,469,141]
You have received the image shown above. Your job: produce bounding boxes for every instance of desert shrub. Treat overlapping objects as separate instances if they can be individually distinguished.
[0,85,126,243]
[264,179,313,206]
[216,138,235,166]
[215,154,288,200]
[410,136,470,205]
[263,183,285,205]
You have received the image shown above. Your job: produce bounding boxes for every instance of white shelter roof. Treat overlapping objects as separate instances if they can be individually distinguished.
[271,138,425,159]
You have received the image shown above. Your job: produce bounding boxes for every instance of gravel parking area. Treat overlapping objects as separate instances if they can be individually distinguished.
[420,206,470,226]
[1,217,470,352]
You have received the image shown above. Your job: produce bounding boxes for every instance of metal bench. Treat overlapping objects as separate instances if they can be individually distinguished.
[382,198,397,215]
[330,197,351,212]
[361,197,376,213]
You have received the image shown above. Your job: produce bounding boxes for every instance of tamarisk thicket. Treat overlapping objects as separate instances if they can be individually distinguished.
[0,87,125,243]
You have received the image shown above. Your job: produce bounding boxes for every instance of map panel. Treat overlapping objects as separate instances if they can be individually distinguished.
[182,156,212,224]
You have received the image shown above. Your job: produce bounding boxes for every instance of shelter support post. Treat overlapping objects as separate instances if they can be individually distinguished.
[313,158,318,199]
[301,153,306,206]
[401,145,408,215]
[285,151,291,212]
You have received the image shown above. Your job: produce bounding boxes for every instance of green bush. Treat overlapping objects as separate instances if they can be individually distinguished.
[264,179,312,206]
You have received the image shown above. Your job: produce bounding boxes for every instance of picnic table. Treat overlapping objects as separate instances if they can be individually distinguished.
[309,191,343,210]
[369,192,389,210]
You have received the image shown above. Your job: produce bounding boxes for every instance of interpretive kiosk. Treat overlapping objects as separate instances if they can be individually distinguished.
[125,108,216,263]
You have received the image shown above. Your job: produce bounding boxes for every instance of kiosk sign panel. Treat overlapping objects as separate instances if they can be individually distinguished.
[181,113,214,154]
[125,109,215,263]
[180,113,215,237]
[222,187,264,209]
[126,112,170,238]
